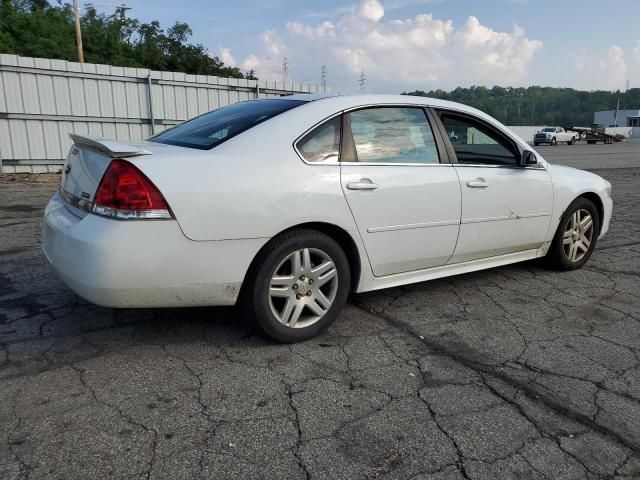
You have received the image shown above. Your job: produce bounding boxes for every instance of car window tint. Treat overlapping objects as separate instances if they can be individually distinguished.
[440,113,518,166]
[151,99,305,150]
[347,108,440,164]
[296,116,341,163]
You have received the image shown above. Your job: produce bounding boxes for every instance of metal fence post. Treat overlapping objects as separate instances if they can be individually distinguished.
[147,73,155,135]
[256,81,260,99]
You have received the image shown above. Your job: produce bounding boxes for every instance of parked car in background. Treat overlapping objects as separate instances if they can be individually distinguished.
[534,127,579,146]
[42,94,613,343]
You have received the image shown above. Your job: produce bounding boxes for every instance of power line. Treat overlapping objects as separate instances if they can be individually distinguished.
[358,70,366,93]
[321,65,327,93]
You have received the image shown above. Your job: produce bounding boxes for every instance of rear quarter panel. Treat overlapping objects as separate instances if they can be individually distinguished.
[132,102,361,243]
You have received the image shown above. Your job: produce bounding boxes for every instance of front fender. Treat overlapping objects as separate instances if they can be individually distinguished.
[544,164,612,249]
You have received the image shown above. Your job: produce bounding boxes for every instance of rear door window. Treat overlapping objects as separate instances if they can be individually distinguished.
[345,107,440,164]
[151,99,306,150]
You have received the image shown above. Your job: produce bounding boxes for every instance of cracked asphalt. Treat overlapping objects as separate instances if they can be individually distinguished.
[1,141,640,479]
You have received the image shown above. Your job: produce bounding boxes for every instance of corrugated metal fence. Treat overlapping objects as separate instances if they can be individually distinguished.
[507,126,546,144]
[0,54,324,173]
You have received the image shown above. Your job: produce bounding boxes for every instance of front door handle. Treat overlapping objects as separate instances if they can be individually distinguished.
[347,179,379,191]
[466,178,489,188]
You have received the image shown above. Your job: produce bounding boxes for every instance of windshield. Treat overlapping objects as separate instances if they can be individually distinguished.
[151,99,306,150]
[541,128,555,132]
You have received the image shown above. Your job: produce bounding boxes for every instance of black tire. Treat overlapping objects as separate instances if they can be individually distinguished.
[546,197,600,270]
[551,138,557,146]
[240,229,351,343]
[533,142,539,146]
[568,137,575,145]
[587,140,596,145]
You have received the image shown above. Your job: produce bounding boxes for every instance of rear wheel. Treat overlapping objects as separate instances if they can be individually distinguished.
[546,197,600,270]
[241,229,350,343]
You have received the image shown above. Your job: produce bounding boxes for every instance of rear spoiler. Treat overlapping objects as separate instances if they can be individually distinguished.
[69,134,152,157]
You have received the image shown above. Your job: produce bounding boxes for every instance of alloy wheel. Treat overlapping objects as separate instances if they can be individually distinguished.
[563,208,594,262]
[268,248,339,328]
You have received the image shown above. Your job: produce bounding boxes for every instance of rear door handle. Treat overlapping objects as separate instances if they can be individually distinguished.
[347,179,379,191]
[466,178,489,188]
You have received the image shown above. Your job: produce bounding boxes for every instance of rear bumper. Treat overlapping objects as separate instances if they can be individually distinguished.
[41,193,268,308]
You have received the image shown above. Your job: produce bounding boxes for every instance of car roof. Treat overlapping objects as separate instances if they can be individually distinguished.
[276,93,500,126]
[279,93,467,110]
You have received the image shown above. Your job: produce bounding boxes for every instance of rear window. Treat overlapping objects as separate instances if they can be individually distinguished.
[151,99,306,150]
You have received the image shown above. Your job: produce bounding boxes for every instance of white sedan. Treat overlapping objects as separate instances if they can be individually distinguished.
[42,94,613,342]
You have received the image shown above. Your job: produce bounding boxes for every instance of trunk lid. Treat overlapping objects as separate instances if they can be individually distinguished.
[60,135,152,217]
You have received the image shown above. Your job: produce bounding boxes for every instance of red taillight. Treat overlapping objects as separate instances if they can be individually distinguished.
[92,159,172,219]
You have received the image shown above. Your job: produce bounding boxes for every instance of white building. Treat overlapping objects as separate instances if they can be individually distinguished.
[594,109,640,127]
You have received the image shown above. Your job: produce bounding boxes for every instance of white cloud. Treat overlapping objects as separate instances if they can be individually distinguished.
[219,48,236,68]
[223,0,543,91]
[261,30,287,57]
[241,54,259,72]
[237,30,288,78]
[286,20,336,38]
[357,0,385,22]
[574,45,628,91]
[634,41,640,63]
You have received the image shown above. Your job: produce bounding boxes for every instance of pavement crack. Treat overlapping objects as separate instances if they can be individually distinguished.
[70,363,159,479]
[7,379,30,479]
[352,301,640,454]
[160,344,217,478]
[284,380,312,480]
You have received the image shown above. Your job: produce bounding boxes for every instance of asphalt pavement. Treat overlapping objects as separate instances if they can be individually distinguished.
[1,140,640,479]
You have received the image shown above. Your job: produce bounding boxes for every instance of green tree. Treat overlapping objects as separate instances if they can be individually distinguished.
[0,0,251,79]
[405,86,640,126]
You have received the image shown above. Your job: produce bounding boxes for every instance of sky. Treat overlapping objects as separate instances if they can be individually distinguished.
[107,0,640,93]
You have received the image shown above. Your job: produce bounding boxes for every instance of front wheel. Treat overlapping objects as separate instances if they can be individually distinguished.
[551,138,557,146]
[241,229,351,343]
[546,197,600,270]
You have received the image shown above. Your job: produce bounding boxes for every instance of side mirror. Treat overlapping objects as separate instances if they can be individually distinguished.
[521,150,538,166]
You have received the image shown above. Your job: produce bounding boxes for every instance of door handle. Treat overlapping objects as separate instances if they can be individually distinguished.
[466,178,489,188]
[347,179,379,191]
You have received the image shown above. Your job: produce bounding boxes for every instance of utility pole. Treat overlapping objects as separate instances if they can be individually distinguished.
[282,57,288,84]
[73,0,84,63]
[72,3,130,64]
[321,65,327,93]
[359,70,366,93]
